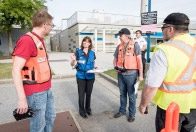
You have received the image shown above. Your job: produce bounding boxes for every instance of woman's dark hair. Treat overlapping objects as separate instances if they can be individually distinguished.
[80,36,93,50]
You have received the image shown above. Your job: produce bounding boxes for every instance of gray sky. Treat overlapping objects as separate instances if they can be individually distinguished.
[45,0,196,28]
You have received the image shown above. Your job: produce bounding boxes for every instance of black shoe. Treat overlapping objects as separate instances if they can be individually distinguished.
[80,113,88,118]
[127,116,135,122]
[86,111,92,116]
[113,112,125,118]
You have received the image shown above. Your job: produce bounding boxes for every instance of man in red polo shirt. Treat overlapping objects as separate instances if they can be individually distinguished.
[12,9,56,132]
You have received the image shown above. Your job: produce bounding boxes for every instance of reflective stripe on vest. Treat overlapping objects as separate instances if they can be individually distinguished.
[153,34,196,113]
[152,89,196,113]
[160,83,195,92]
[166,40,196,82]
[116,41,138,69]
[20,32,51,84]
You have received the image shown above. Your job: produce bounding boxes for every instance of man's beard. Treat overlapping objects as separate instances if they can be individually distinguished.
[164,38,170,42]
[163,34,170,42]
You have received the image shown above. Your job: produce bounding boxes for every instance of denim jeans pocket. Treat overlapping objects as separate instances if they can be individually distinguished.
[33,91,47,110]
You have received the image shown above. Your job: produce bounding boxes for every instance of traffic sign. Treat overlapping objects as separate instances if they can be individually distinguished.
[141,11,157,33]
[141,11,157,25]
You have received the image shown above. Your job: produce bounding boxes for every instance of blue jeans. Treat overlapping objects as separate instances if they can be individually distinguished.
[27,89,56,132]
[118,71,138,117]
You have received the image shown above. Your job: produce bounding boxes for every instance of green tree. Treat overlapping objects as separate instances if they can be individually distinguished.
[0,0,45,54]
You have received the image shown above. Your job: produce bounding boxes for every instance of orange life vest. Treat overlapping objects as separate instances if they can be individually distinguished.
[13,32,51,84]
[116,41,138,69]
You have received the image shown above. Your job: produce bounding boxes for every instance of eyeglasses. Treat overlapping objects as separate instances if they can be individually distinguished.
[161,25,171,31]
[46,23,55,28]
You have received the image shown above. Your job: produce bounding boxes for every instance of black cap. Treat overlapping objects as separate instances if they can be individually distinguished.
[117,28,130,36]
[163,13,190,26]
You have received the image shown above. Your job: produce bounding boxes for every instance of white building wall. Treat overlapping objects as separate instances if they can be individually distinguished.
[77,23,141,52]
[67,25,79,52]
[51,11,196,53]
[59,29,69,51]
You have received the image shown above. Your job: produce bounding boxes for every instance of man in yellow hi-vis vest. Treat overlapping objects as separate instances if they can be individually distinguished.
[139,13,196,132]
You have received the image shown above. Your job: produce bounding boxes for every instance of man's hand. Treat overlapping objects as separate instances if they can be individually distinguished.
[17,98,28,114]
[139,76,143,81]
[139,85,158,115]
[139,104,147,114]
[12,56,28,114]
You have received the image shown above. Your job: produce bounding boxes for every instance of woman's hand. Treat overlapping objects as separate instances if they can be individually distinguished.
[70,53,76,61]
[70,53,77,67]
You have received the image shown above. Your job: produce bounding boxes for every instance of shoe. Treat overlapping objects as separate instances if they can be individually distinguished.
[80,113,88,118]
[113,112,125,118]
[127,116,135,122]
[86,111,92,116]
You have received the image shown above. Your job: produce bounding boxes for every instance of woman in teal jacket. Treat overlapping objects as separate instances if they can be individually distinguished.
[70,36,96,118]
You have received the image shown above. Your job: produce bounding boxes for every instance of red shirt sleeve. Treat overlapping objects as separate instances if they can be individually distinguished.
[13,35,37,60]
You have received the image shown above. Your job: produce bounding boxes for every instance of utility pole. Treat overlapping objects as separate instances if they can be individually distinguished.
[141,0,151,63]
[140,0,147,15]
[146,0,151,63]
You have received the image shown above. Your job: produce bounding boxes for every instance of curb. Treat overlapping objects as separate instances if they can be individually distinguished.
[0,79,13,84]
[52,75,75,79]
[0,75,75,84]
[0,73,115,85]
[98,73,118,86]
[68,110,83,132]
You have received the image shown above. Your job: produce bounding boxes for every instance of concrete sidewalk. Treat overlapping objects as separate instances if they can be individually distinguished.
[47,52,114,77]
[0,51,114,79]
[0,52,114,84]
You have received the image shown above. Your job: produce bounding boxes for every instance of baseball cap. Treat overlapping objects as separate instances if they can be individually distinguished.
[117,28,130,36]
[163,13,190,26]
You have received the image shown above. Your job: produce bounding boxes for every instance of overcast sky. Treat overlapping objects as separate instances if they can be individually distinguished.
[45,0,196,28]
